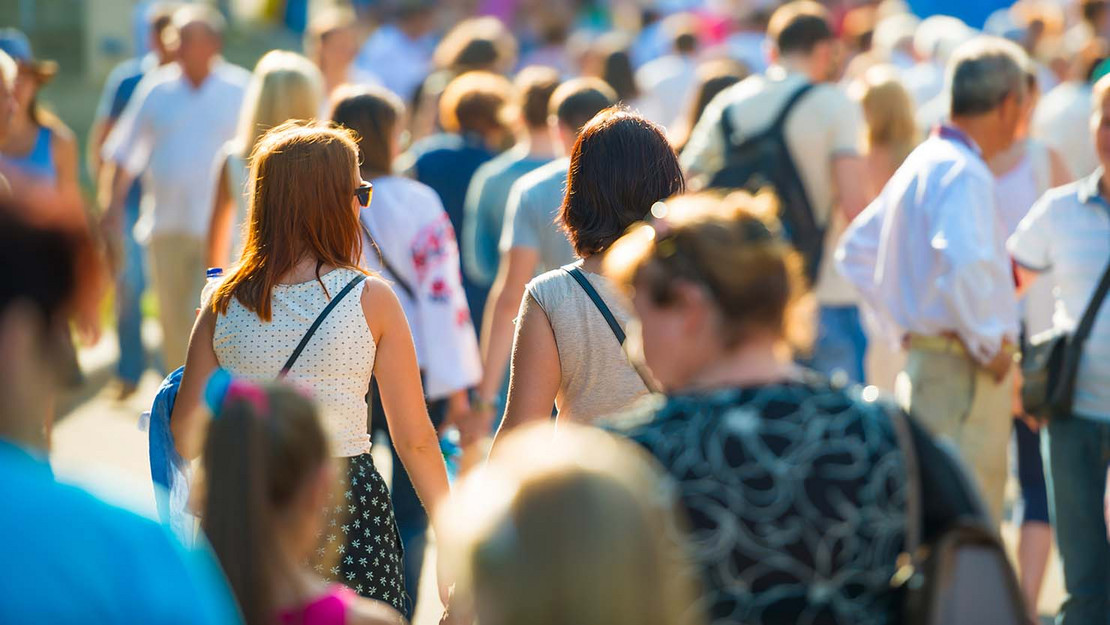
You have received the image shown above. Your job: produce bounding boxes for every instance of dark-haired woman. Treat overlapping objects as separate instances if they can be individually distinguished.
[171,121,451,618]
[602,192,984,625]
[493,108,684,437]
[331,85,480,612]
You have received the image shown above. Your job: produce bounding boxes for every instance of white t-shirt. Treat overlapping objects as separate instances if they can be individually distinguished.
[104,61,249,239]
[354,24,434,103]
[682,70,865,305]
[1033,82,1097,180]
[635,54,698,129]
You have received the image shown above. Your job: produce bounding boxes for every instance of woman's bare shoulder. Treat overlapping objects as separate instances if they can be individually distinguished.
[346,597,408,625]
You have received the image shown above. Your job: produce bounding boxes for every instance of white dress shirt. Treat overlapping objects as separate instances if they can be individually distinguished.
[360,176,481,400]
[836,129,1020,364]
[103,61,249,240]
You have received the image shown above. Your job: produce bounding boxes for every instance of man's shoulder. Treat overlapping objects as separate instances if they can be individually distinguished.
[213,62,251,89]
[516,159,567,201]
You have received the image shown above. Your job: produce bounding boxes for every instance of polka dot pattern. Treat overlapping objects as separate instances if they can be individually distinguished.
[213,268,377,457]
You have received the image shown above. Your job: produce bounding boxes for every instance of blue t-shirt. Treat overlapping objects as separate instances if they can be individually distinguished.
[0,440,241,624]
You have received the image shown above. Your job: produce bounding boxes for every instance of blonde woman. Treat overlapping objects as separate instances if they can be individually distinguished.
[853,66,919,200]
[438,423,702,625]
[206,50,323,268]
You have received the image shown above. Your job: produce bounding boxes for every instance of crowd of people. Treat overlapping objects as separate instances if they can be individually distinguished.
[5,0,1110,623]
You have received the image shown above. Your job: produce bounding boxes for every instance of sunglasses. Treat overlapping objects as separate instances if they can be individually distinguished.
[355,181,373,208]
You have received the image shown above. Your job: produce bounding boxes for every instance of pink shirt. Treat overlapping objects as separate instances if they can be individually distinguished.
[279,585,355,625]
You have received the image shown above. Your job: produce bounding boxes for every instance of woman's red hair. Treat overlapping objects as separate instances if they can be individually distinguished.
[212,121,365,321]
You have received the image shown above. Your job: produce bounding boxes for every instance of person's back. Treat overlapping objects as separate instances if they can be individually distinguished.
[612,376,908,624]
[1032,81,1098,178]
[0,439,239,624]
[410,132,496,235]
[213,266,374,455]
[527,266,649,422]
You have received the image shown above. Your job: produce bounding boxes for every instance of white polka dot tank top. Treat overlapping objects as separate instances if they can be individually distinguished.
[213,268,376,457]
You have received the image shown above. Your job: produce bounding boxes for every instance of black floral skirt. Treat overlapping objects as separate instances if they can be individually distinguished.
[315,453,408,614]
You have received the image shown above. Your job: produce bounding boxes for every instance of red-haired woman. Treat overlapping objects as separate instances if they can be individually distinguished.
[171,121,450,618]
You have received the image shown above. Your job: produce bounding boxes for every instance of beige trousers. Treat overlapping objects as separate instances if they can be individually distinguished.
[895,347,1013,524]
[149,234,206,371]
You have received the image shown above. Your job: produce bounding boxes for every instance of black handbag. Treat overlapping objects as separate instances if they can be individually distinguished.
[1022,257,1110,421]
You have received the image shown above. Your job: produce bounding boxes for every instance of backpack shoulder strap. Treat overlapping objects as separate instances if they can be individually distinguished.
[769,82,817,134]
[279,275,367,378]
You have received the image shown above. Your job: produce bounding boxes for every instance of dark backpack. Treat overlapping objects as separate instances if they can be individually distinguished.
[707,83,822,283]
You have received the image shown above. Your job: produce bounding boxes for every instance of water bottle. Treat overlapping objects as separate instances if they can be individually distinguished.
[199,267,224,311]
[440,425,462,482]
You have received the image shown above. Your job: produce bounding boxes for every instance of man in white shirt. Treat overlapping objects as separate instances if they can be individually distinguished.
[354,2,436,104]
[683,1,870,385]
[837,37,1029,523]
[1007,74,1110,625]
[101,6,249,370]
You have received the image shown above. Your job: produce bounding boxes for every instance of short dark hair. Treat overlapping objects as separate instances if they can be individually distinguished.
[0,206,78,340]
[330,86,405,177]
[550,78,618,134]
[515,66,561,129]
[560,109,686,257]
[1083,0,1108,26]
[768,1,833,56]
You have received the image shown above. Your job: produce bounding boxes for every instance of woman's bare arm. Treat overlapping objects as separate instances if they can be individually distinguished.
[491,292,561,449]
[171,305,220,460]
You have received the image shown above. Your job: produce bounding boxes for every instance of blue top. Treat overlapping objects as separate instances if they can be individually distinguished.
[462,149,553,287]
[907,0,1010,28]
[106,67,148,212]
[0,439,241,624]
[407,133,497,316]
[5,125,56,183]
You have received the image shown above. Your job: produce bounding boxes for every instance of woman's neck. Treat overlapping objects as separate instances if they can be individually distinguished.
[679,336,796,393]
[279,256,334,285]
[580,253,605,274]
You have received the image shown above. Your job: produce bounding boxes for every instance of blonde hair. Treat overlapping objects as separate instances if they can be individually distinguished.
[439,424,702,625]
[856,66,918,164]
[604,191,813,350]
[234,51,324,157]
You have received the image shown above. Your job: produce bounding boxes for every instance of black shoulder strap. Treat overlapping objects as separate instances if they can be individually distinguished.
[279,275,367,378]
[1056,255,1110,400]
[770,83,816,133]
[719,82,816,147]
[562,265,659,392]
[359,219,416,302]
[563,266,626,344]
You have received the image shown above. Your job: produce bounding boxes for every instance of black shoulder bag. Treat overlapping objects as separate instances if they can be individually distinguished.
[1022,256,1110,421]
[562,265,658,392]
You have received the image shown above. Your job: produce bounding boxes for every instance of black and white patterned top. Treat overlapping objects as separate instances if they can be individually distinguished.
[610,377,908,625]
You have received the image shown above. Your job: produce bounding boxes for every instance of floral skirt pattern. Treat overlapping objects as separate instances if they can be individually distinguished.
[315,453,408,613]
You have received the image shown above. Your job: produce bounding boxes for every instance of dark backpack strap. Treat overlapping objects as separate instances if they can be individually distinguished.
[563,266,626,344]
[770,83,816,133]
[360,219,416,302]
[279,275,367,378]
[886,406,923,570]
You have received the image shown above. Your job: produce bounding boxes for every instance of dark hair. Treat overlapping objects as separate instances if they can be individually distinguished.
[665,13,699,55]
[202,384,330,625]
[331,86,405,177]
[768,1,833,56]
[0,208,76,335]
[550,78,618,134]
[560,109,685,257]
[515,65,561,129]
[676,60,749,153]
[1083,0,1108,26]
[596,37,639,102]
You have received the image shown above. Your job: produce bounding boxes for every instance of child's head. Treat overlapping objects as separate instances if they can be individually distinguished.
[200,376,333,625]
[438,423,702,625]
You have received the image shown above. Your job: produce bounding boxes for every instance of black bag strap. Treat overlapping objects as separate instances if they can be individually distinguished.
[279,275,366,378]
[721,82,816,147]
[561,265,657,392]
[360,218,416,302]
[1064,255,1110,366]
[886,406,923,564]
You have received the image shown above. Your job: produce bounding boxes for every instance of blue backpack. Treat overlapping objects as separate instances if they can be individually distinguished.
[143,275,367,527]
